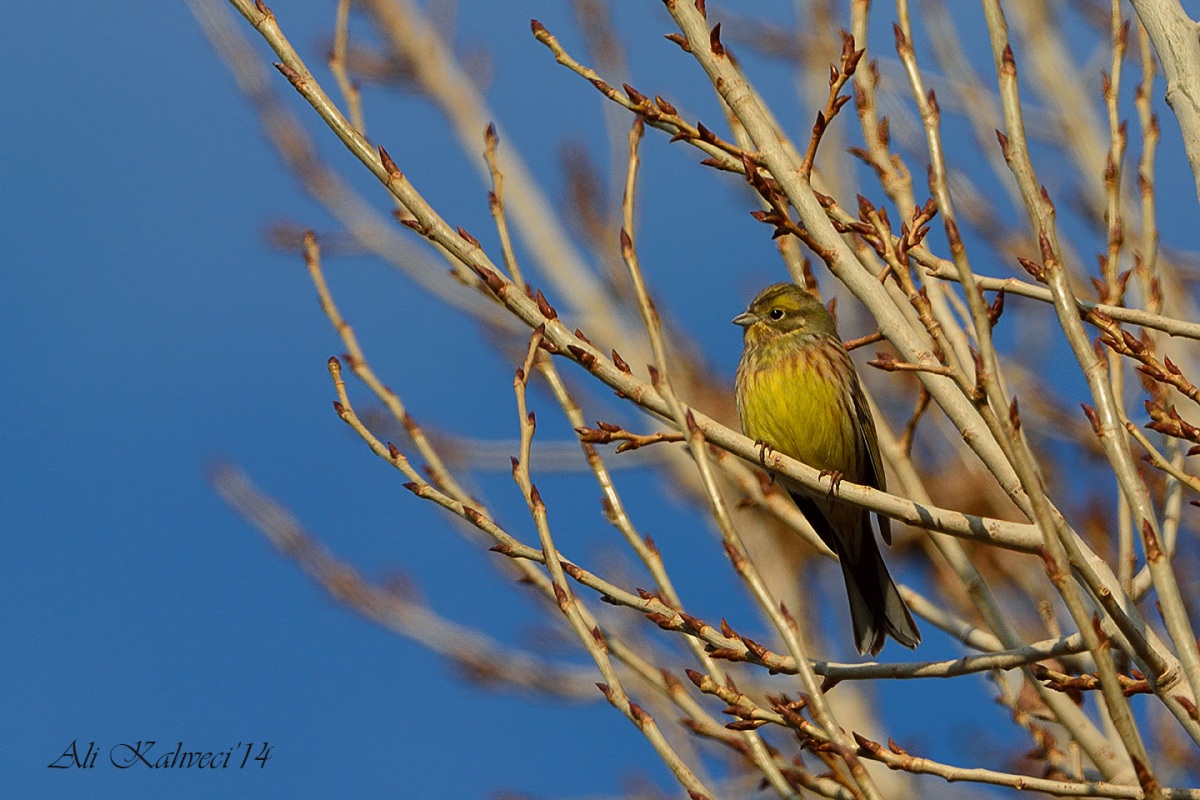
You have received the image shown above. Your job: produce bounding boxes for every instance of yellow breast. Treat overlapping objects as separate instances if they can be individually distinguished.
[736,335,861,477]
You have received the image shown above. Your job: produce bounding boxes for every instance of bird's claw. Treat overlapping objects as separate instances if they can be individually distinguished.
[820,469,845,500]
[754,440,779,484]
[754,439,776,468]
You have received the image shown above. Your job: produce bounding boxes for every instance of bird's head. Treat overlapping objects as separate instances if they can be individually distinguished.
[732,282,837,341]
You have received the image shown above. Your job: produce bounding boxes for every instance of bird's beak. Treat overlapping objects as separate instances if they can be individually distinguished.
[732,311,756,328]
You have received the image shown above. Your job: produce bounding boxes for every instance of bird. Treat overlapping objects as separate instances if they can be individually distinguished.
[733,282,920,656]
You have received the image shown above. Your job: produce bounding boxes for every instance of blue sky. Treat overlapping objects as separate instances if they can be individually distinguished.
[6,2,1199,798]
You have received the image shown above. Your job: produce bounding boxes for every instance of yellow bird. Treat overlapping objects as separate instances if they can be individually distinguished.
[734,283,919,656]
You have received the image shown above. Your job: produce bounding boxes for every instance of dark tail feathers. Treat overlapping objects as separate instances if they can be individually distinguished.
[789,491,919,656]
[838,523,920,656]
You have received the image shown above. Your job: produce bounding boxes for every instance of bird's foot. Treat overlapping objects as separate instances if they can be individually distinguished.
[754,439,776,469]
[820,469,845,500]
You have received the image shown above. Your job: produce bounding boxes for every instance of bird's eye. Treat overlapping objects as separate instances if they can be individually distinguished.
[768,308,785,320]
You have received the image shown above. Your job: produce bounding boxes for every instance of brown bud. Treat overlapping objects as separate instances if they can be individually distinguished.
[1017,257,1044,282]
[273,61,301,85]
[611,349,631,373]
[1002,43,1016,70]
[474,264,505,294]
[456,226,481,248]
[551,583,568,612]
[535,289,557,320]
[1143,518,1163,561]
[663,33,691,52]
[1176,695,1199,720]
[995,129,1010,156]
[378,145,400,177]
[709,22,725,56]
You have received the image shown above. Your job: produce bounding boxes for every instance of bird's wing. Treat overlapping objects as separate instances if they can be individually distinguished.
[851,377,891,546]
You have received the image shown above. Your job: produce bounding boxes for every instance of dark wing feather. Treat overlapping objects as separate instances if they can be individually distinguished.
[850,376,890,546]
